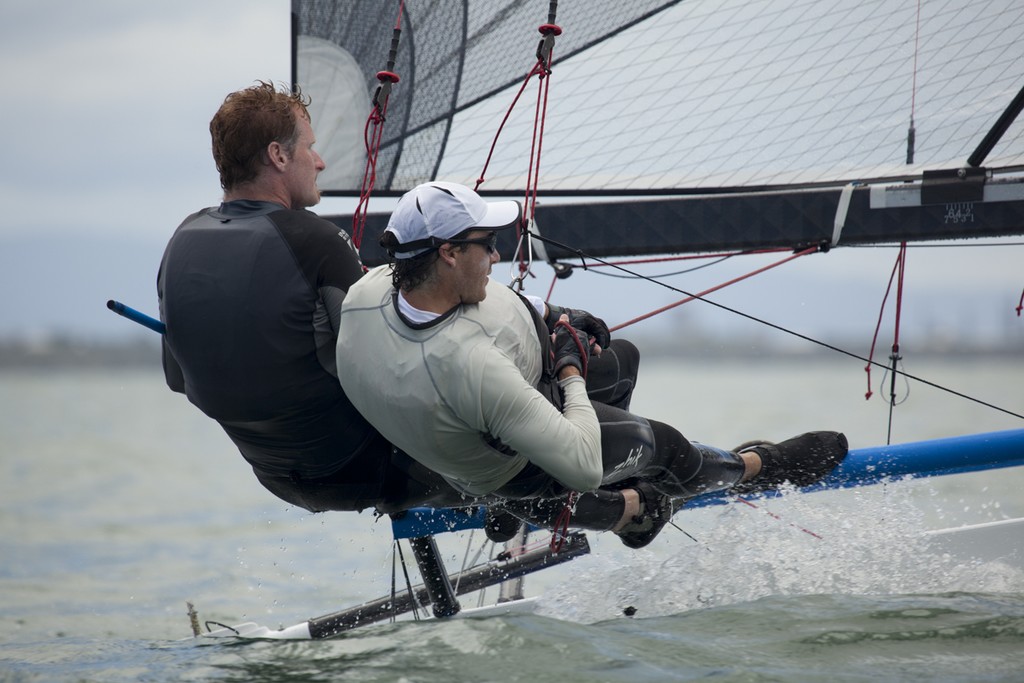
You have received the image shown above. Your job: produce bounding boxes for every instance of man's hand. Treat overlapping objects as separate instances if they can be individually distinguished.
[545,304,611,355]
[552,316,590,377]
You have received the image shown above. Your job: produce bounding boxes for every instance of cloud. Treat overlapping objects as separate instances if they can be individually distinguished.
[1,0,290,239]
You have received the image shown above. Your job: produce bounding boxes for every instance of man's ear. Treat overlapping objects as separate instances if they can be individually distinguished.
[265,141,289,171]
[436,243,459,267]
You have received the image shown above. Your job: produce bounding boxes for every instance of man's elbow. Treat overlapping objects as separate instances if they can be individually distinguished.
[562,464,602,493]
[580,470,603,492]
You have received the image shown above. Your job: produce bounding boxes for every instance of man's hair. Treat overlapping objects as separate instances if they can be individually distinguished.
[381,229,473,292]
[210,81,312,191]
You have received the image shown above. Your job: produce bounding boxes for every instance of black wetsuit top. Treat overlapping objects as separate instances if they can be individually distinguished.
[157,200,375,478]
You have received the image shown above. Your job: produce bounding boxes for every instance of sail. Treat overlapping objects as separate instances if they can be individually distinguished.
[292,0,681,194]
[293,0,1024,261]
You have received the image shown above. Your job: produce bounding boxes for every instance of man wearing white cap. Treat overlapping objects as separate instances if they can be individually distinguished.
[337,182,849,547]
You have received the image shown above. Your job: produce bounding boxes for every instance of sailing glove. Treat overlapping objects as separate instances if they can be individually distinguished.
[545,304,611,353]
[552,322,591,376]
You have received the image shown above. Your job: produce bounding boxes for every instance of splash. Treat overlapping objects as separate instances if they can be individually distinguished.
[538,482,1024,623]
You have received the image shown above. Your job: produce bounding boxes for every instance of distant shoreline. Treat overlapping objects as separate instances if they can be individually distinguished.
[0,336,163,370]
[1,334,1018,371]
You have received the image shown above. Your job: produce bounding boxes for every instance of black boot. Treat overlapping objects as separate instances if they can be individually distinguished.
[614,481,674,549]
[730,431,848,495]
[483,506,521,543]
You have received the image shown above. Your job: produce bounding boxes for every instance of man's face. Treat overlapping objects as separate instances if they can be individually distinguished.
[451,230,500,305]
[285,111,326,209]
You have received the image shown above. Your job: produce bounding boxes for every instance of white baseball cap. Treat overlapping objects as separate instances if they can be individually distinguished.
[382,181,521,258]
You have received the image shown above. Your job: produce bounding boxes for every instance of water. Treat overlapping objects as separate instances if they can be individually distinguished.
[2,356,1023,682]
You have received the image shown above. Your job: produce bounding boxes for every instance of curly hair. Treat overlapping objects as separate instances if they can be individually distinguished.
[380,230,473,292]
[210,80,312,191]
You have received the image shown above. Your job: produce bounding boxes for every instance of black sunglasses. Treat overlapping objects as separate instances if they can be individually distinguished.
[446,232,498,254]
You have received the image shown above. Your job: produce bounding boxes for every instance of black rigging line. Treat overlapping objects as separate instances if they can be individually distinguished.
[529,231,1024,421]
[573,254,736,279]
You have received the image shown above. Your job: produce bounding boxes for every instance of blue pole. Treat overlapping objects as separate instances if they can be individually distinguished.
[106,300,166,335]
[687,428,1024,509]
[393,429,1024,536]
[813,428,1024,488]
[391,507,486,540]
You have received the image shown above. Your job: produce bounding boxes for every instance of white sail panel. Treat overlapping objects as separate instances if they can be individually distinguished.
[437,0,1024,192]
[297,35,368,190]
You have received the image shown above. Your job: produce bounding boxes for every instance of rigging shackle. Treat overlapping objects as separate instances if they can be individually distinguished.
[536,23,562,72]
[537,0,560,64]
[373,70,401,113]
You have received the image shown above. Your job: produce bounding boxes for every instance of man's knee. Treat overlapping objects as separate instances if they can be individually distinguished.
[596,405,657,485]
[586,339,641,409]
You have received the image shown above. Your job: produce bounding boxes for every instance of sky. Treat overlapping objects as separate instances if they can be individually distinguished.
[1,1,294,341]
[2,1,288,239]
[0,0,1021,351]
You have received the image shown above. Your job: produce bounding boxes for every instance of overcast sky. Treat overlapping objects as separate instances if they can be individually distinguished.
[0,0,1021,349]
[2,0,291,242]
[0,1,301,340]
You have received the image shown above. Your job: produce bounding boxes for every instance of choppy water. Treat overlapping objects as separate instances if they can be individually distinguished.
[2,357,1023,682]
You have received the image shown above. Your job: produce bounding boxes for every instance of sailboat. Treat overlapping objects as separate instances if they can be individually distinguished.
[110,0,1024,638]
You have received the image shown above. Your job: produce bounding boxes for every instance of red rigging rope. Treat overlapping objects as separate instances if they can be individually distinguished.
[524,23,561,222]
[473,58,549,197]
[553,319,589,378]
[352,0,406,250]
[734,497,822,540]
[550,491,578,553]
[860,242,909,432]
[474,13,562,286]
[609,246,820,332]
[473,3,579,541]
[473,20,561,198]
